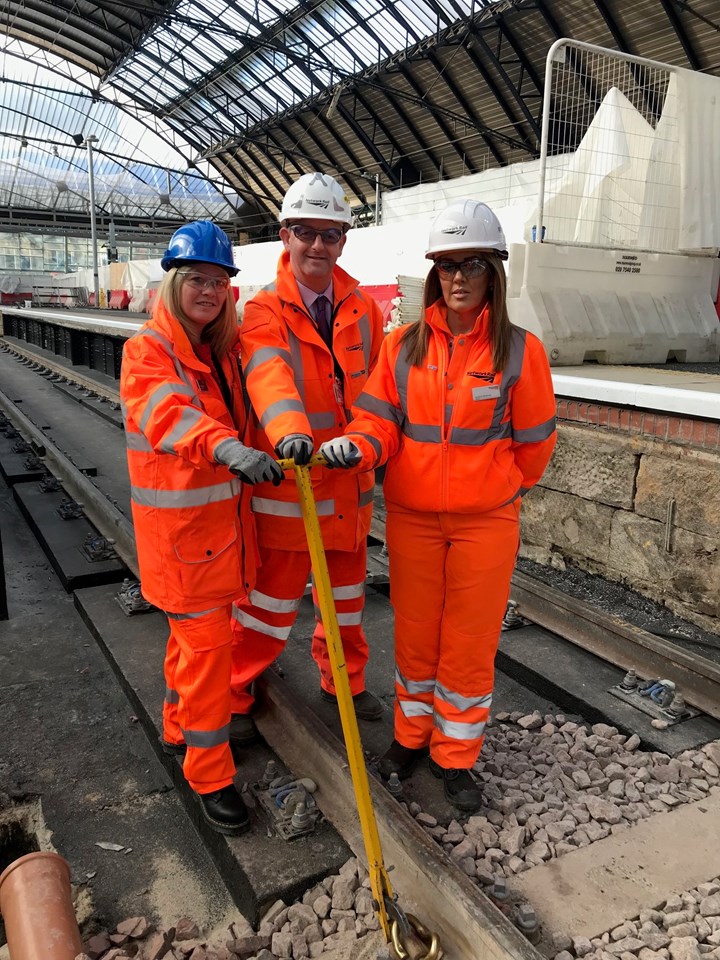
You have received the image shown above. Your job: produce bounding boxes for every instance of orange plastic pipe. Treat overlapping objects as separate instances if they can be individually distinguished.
[0,852,83,960]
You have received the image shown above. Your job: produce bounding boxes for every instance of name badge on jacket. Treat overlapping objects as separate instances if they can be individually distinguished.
[472,384,501,400]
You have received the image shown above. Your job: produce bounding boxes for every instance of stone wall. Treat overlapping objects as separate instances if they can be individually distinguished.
[520,421,720,633]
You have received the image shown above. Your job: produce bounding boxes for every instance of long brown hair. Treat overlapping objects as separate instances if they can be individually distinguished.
[154,266,238,356]
[401,253,512,371]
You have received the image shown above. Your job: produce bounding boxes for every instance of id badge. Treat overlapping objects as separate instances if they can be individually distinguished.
[333,376,344,407]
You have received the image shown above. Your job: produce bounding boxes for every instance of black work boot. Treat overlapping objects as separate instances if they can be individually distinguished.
[377,740,429,781]
[429,758,483,812]
[229,713,259,746]
[198,785,250,835]
[320,688,384,721]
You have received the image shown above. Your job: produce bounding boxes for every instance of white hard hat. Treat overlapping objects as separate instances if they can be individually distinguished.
[280,172,352,226]
[425,199,508,260]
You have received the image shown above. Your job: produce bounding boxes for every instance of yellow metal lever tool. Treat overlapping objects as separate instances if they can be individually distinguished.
[277,456,442,959]
[278,454,394,939]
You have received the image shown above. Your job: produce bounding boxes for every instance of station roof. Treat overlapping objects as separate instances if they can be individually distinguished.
[0,0,718,242]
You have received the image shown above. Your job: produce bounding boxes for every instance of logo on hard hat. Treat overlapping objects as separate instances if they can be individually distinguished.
[307,198,330,209]
[441,224,468,236]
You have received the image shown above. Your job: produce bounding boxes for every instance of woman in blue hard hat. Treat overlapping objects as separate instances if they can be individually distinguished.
[120,220,283,835]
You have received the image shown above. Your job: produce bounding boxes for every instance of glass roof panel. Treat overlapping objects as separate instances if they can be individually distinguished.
[108,0,496,134]
[0,44,241,220]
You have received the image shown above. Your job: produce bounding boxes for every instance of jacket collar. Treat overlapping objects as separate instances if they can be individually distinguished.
[274,250,359,309]
[149,300,238,372]
[426,299,492,341]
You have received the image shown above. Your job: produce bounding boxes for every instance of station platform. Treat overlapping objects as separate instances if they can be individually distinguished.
[3,305,720,423]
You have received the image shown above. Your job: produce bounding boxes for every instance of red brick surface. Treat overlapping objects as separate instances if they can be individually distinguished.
[556,398,720,451]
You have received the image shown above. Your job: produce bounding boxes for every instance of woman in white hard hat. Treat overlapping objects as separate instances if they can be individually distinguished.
[319,199,557,812]
[121,221,282,835]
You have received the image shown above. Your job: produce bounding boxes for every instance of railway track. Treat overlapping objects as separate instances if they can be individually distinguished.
[2,327,720,960]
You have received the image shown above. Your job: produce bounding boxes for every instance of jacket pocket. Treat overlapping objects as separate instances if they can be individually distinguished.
[173,524,238,564]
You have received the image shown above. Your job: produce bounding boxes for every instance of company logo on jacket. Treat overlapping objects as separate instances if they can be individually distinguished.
[346,342,364,352]
[467,370,495,382]
[195,377,209,391]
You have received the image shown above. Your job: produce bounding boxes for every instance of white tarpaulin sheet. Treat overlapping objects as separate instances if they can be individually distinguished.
[677,68,720,250]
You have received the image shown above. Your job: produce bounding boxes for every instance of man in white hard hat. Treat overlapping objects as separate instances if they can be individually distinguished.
[229,172,385,741]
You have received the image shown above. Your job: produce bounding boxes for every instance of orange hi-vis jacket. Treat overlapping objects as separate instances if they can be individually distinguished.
[239,252,384,552]
[121,302,257,611]
[347,301,557,512]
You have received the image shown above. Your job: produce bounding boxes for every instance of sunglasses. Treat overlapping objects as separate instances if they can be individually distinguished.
[180,273,231,292]
[288,224,344,245]
[434,257,490,279]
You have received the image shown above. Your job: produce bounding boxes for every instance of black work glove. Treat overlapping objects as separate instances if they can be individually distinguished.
[275,433,313,465]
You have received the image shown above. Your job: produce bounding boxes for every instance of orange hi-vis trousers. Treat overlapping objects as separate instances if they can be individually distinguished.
[386,502,520,770]
[162,605,236,794]
[230,543,369,714]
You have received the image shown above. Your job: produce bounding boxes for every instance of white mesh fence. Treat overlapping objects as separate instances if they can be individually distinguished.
[536,40,680,253]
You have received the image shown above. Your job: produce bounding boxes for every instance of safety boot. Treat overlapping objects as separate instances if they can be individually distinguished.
[320,688,384,720]
[198,785,250,835]
[429,758,483,812]
[377,740,429,781]
[229,713,259,746]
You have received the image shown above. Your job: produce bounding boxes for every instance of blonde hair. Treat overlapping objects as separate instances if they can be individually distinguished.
[401,253,511,371]
[154,266,239,357]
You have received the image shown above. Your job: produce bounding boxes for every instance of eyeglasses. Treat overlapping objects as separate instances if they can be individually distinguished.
[288,224,344,245]
[434,257,490,279]
[179,273,231,292]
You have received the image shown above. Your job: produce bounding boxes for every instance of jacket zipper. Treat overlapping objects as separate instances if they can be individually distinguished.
[438,332,450,514]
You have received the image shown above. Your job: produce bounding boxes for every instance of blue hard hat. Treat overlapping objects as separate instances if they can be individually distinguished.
[161,220,238,275]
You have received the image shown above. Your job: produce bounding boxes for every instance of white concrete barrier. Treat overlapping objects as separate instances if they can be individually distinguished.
[507,242,720,365]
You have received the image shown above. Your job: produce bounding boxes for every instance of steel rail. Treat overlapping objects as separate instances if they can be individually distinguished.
[510,571,720,722]
[0,373,539,960]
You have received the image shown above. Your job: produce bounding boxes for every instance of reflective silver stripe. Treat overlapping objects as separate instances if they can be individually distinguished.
[395,342,410,416]
[449,421,512,446]
[355,392,403,426]
[159,406,204,454]
[232,607,293,640]
[489,326,526,430]
[404,423,442,443]
[356,432,382,461]
[395,667,435,695]
[244,345,292,376]
[513,416,556,443]
[399,700,434,718]
[287,329,305,405]
[131,480,240,508]
[309,411,337,429]
[435,683,493,712]
[165,606,223,620]
[358,488,374,508]
[180,724,229,748]
[434,713,487,740]
[251,497,335,517]
[139,382,197,433]
[165,686,179,704]
[333,582,365,600]
[337,610,363,626]
[248,590,302,613]
[358,311,371,371]
[315,603,357,623]
[120,400,129,419]
[259,397,305,429]
[125,430,153,452]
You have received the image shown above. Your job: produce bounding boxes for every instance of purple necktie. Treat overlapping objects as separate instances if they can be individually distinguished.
[313,295,332,348]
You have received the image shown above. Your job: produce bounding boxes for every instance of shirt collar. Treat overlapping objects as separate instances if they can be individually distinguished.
[296,278,334,313]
